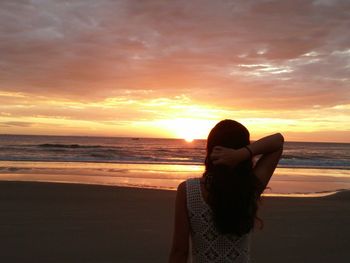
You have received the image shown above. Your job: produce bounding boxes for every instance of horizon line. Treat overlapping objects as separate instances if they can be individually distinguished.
[0,133,349,144]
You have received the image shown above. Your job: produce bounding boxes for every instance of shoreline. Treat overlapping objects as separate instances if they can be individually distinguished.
[1,159,350,170]
[1,180,350,262]
[0,173,349,197]
[0,174,350,198]
[1,160,350,196]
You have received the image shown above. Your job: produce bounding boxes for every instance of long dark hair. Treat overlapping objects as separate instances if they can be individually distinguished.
[204,119,261,236]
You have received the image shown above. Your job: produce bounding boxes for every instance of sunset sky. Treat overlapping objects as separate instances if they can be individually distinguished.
[0,0,349,142]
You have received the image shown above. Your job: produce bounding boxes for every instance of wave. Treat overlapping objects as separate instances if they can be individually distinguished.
[1,157,349,170]
[279,158,350,168]
[0,137,348,169]
[38,143,103,149]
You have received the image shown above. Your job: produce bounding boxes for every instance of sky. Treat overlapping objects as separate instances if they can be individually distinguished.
[0,0,349,142]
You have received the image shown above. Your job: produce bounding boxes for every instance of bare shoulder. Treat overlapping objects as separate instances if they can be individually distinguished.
[177,181,187,197]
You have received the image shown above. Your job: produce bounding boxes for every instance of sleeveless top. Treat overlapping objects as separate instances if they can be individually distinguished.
[186,178,251,263]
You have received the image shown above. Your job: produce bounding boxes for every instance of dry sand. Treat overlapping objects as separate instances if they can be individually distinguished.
[0,181,349,262]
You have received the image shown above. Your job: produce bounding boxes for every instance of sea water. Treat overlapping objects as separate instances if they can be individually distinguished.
[0,135,349,196]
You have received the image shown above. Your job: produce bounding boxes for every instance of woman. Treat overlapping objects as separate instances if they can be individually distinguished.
[169,119,284,262]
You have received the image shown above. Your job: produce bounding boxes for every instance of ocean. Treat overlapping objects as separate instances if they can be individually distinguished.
[0,134,350,196]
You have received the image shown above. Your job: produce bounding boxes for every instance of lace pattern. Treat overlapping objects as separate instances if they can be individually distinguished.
[186,178,250,263]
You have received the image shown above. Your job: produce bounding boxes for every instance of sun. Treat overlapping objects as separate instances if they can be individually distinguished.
[155,118,215,142]
[184,137,194,143]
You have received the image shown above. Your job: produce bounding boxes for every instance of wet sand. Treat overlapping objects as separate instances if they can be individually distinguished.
[0,181,349,262]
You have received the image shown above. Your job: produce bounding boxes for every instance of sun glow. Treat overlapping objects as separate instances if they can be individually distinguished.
[2,90,350,142]
[184,137,194,143]
[154,118,216,141]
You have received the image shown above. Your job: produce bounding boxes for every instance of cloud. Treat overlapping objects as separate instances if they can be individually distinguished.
[0,0,349,140]
[1,1,349,101]
[0,121,33,128]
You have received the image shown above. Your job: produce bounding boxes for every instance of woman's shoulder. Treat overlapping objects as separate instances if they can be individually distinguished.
[185,177,201,183]
[178,178,200,195]
[177,180,187,193]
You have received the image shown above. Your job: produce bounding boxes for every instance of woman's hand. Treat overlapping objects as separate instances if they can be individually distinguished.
[210,146,242,167]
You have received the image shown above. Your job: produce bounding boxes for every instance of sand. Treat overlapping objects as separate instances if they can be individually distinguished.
[0,181,349,263]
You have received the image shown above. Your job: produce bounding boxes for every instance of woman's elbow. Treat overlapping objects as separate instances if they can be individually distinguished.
[275,133,285,147]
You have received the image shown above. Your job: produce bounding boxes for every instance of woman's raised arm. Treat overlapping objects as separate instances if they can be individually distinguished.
[210,133,284,194]
[248,133,284,193]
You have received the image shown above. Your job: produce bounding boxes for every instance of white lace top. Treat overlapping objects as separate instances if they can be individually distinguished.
[186,178,251,263]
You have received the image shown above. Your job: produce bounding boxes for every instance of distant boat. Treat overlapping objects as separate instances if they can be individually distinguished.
[131,138,140,140]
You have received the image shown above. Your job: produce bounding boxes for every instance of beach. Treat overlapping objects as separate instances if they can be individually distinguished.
[1,181,349,263]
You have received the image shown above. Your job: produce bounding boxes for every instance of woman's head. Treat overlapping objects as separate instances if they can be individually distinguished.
[203,119,261,236]
[205,119,250,170]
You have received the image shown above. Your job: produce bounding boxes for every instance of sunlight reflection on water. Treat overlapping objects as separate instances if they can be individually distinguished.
[1,161,350,197]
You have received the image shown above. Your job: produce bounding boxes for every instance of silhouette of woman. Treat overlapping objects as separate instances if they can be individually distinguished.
[169,119,284,262]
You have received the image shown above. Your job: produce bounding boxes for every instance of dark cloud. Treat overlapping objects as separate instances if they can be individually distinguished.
[0,0,349,108]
